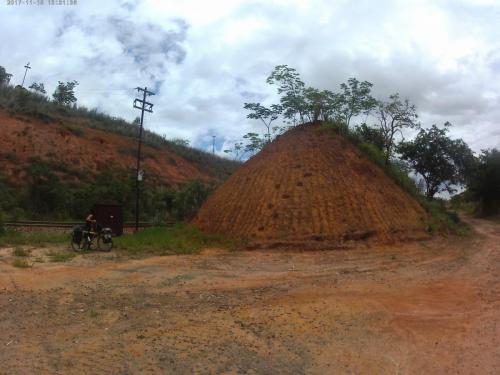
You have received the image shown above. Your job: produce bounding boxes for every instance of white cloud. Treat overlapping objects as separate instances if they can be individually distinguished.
[0,0,499,153]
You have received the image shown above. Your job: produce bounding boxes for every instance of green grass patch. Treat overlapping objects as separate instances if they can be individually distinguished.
[114,223,238,256]
[0,230,68,248]
[12,247,31,257]
[12,258,31,268]
[421,199,472,236]
[47,251,77,263]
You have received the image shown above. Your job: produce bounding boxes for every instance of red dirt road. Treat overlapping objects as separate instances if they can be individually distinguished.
[0,218,498,374]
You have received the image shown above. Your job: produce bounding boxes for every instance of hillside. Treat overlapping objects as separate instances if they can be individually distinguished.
[0,109,229,186]
[0,87,240,220]
[193,123,428,248]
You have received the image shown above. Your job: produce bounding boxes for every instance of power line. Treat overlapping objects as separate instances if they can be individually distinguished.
[133,86,155,233]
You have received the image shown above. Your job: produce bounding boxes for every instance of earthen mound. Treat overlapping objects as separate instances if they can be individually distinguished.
[192,124,428,248]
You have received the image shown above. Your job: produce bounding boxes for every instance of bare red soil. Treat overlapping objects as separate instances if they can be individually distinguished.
[0,110,213,186]
[0,217,498,374]
[193,124,427,247]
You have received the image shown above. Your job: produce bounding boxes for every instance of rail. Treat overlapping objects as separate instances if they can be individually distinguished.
[2,221,172,228]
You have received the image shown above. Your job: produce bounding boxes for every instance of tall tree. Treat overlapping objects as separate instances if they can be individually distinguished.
[338,78,377,129]
[375,93,419,165]
[52,80,79,106]
[243,102,282,142]
[266,65,306,124]
[398,123,475,198]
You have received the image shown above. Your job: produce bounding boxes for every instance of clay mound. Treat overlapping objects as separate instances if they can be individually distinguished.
[192,123,428,248]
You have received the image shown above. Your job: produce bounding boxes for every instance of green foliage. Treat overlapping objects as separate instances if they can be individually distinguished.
[52,80,78,106]
[338,78,377,128]
[0,230,67,248]
[398,123,475,198]
[114,223,237,256]
[468,148,500,216]
[243,102,281,142]
[29,82,46,94]
[12,258,31,268]
[12,247,30,257]
[48,251,76,262]
[243,132,265,155]
[163,181,215,221]
[266,65,306,123]
[420,199,471,236]
[353,123,385,151]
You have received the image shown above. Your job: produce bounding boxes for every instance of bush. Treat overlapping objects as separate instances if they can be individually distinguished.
[12,258,31,268]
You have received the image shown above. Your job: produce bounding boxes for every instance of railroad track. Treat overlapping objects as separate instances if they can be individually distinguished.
[2,221,157,229]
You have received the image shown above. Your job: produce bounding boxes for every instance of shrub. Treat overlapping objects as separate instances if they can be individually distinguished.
[12,258,31,268]
[12,247,30,257]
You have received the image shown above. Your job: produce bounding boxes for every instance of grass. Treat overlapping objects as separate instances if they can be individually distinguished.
[0,230,68,248]
[12,258,31,268]
[421,199,472,237]
[114,223,239,256]
[12,247,31,257]
[47,251,77,263]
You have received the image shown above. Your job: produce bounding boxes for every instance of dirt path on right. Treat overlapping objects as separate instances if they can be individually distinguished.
[1,218,499,374]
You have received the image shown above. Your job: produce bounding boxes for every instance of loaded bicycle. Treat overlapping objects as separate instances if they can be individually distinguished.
[71,224,113,252]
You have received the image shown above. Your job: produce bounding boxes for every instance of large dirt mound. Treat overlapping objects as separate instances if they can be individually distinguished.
[193,123,428,248]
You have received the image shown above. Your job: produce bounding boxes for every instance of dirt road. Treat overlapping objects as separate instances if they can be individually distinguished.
[1,219,498,374]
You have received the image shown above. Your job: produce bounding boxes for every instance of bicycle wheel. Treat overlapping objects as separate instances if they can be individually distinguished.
[97,236,113,252]
[71,235,86,252]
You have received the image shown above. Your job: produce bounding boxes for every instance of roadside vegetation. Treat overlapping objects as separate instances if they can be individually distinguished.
[114,223,240,256]
[0,230,67,247]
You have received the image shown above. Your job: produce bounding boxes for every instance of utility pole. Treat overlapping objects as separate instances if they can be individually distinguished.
[212,135,216,155]
[133,86,155,233]
[21,62,31,88]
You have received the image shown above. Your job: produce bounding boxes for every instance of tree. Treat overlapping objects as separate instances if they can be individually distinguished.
[0,66,11,85]
[224,141,245,161]
[52,80,79,106]
[468,149,500,216]
[398,123,475,198]
[243,102,282,142]
[266,65,306,124]
[302,87,340,123]
[243,132,264,156]
[29,82,46,95]
[375,93,419,165]
[338,78,377,129]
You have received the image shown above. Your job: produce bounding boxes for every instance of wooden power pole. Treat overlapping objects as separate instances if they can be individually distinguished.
[133,86,155,233]
[21,62,31,88]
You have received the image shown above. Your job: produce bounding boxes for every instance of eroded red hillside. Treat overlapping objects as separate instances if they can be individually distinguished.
[0,110,214,186]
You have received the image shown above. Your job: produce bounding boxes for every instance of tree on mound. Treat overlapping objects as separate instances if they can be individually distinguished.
[193,124,427,248]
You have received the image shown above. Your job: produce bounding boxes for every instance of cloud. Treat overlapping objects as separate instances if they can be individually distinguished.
[0,0,498,154]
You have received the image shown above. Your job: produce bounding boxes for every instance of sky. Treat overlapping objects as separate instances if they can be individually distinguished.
[1,0,499,156]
